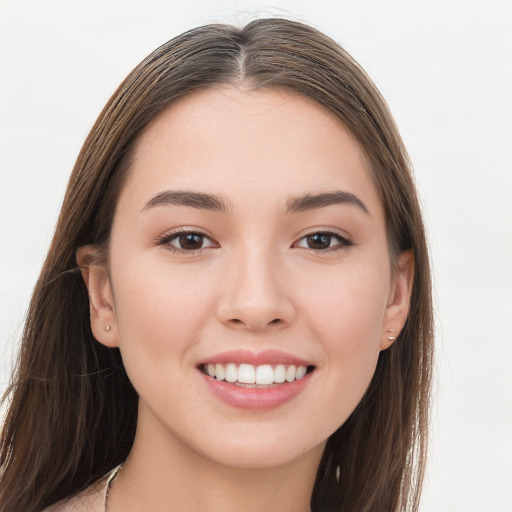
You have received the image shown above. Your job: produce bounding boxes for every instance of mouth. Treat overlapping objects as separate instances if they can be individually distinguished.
[200,362,316,388]
[197,350,316,410]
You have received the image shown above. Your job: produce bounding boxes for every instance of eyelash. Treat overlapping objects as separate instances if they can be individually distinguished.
[156,229,217,254]
[293,230,353,253]
[156,229,353,254]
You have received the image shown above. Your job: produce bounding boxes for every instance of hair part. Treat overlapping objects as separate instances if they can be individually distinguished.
[0,18,433,512]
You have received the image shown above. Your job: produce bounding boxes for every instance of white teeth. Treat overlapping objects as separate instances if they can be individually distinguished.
[255,364,274,385]
[274,364,286,383]
[285,365,296,383]
[296,366,307,379]
[215,364,225,381]
[203,362,311,385]
[225,363,238,383]
[238,364,256,384]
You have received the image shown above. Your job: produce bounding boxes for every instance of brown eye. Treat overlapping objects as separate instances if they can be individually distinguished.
[295,231,352,252]
[306,234,332,250]
[178,233,204,250]
[161,231,217,252]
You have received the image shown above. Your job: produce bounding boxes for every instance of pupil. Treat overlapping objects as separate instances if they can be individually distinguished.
[307,234,330,249]
[180,234,203,250]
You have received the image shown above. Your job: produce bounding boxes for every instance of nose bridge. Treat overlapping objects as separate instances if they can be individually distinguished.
[217,238,294,330]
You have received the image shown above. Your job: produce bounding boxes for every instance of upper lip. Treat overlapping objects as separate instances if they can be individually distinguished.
[199,349,313,367]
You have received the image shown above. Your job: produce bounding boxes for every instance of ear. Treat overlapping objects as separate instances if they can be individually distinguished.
[380,250,415,351]
[76,245,119,348]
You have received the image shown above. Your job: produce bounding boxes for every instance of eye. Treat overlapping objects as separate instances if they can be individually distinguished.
[158,231,217,253]
[294,231,352,251]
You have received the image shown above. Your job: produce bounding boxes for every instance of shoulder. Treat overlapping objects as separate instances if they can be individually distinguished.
[41,484,104,511]
[41,491,102,511]
[41,468,115,512]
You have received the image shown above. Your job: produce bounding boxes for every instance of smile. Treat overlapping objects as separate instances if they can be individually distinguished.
[198,350,316,410]
[201,363,311,387]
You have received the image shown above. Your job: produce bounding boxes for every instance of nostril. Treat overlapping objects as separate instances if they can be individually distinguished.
[225,317,287,330]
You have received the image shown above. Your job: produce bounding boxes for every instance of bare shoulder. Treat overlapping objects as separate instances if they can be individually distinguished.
[41,477,106,512]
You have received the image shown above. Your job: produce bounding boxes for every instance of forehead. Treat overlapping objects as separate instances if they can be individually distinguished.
[119,85,383,217]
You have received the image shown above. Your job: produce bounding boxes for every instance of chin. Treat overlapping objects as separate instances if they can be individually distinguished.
[194,434,326,471]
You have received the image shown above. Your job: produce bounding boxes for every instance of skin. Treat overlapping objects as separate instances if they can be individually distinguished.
[77,86,413,512]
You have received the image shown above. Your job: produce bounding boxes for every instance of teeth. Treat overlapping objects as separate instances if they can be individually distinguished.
[296,365,307,379]
[274,364,286,383]
[225,363,238,383]
[203,363,310,385]
[256,364,274,385]
[238,364,256,384]
[285,365,296,383]
[215,364,225,381]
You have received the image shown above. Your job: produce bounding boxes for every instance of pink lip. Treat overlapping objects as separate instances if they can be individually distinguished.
[198,349,315,411]
[200,349,312,367]
[200,371,313,411]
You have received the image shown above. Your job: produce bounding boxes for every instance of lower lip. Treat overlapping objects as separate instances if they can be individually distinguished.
[200,371,313,411]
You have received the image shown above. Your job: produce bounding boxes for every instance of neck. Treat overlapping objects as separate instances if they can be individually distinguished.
[108,407,323,512]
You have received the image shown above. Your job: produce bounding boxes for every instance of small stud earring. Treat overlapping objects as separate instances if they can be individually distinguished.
[387,328,396,342]
[105,325,111,332]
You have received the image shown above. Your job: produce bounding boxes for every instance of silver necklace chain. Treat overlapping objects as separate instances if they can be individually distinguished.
[104,464,123,512]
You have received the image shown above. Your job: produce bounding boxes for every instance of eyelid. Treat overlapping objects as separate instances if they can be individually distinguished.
[292,228,354,252]
[154,226,353,254]
[155,227,219,254]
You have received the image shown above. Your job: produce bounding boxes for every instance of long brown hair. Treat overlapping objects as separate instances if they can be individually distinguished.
[0,18,433,512]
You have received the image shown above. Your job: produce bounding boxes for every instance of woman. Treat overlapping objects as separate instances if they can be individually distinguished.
[0,18,433,512]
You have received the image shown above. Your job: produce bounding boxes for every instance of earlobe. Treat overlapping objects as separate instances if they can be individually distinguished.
[380,250,415,351]
[76,245,119,348]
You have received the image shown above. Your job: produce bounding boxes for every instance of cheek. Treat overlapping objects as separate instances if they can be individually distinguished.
[298,262,389,407]
[109,256,217,375]
[301,260,389,341]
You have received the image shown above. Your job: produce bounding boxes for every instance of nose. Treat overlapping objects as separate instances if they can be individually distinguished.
[216,246,295,332]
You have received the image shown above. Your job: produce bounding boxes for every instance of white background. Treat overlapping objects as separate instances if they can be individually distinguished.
[1,1,511,510]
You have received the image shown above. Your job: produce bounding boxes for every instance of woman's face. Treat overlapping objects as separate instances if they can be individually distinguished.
[84,86,412,470]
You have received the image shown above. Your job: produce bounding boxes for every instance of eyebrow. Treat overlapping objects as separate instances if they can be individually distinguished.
[142,190,228,212]
[285,191,369,214]
[141,189,368,215]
